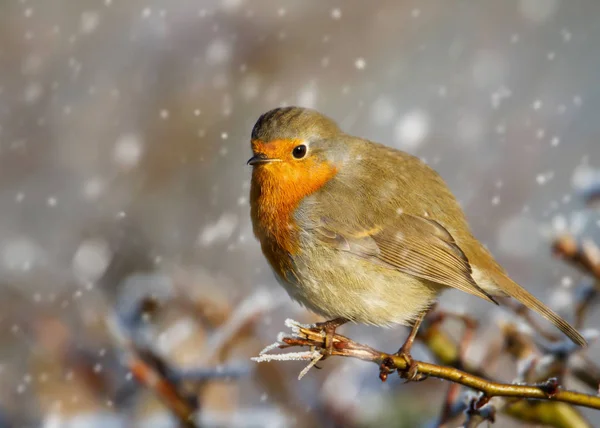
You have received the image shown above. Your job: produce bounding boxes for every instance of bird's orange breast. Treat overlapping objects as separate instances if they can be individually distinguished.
[250,154,337,276]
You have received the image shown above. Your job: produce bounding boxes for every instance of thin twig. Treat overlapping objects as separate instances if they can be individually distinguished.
[254,320,600,411]
[421,316,591,428]
[438,380,463,427]
[463,396,496,428]
[553,234,600,280]
[435,311,479,426]
[128,357,198,427]
[107,316,199,428]
[574,279,599,329]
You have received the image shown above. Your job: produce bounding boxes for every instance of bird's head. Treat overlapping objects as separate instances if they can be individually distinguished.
[248,107,343,194]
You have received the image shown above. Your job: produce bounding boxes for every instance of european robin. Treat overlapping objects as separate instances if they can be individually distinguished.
[247,107,586,372]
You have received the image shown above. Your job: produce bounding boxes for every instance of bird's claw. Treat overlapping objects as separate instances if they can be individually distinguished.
[314,321,336,359]
[395,351,427,383]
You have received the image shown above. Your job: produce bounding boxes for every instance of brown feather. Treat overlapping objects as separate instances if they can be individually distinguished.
[490,271,587,346]
[313,214,498,304]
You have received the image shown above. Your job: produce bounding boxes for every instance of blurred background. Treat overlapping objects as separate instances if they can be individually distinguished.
[0,0,599,426]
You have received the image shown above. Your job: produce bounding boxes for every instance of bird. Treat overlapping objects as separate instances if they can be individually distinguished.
[247,106,586,375]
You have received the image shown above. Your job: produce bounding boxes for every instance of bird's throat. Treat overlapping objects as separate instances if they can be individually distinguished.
[250,160,337,256]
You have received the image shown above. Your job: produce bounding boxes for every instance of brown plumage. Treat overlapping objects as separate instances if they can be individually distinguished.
[248,106,586,349]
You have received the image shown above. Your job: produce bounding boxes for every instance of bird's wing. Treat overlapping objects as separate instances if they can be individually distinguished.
[312,213,498,304]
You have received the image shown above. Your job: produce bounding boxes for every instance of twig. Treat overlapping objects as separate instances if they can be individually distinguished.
[426,310,478,365]
[107,316,199,428]
[128,356,198,427]
[464,395,496,428]
[200,288,284,364]
[254,320,600,411]
[581,182,600,206]
[435,311,479,426]
[574,279,599,329]
[168,366,249,383]
[438,381,463,427]
[570,354,600,391]
[421,316,591,428]
[553,234,600,280]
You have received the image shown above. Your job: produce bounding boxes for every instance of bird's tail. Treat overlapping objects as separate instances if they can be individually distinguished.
[493,273,587,347]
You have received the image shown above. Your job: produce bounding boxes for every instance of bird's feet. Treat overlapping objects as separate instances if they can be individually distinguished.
[394,346,427,383]
[314,318,347,358]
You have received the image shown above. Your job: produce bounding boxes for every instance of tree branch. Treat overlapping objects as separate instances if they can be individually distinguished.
[107,315,199,428]
[421,313,592,427]
[253,320,600,412]
[553,234,600,280]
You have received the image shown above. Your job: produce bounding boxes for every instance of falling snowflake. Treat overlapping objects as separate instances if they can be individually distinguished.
[354,57,366,70]
[198,213,238,246]
[72,239,112,283]
[206,39,232,66]
[113,133,144,169]
[297,82,318,108]
[80,11,100,34]
[394,110,430,149]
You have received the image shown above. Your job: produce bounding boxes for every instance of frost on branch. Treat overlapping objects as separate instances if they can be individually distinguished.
[252,318,324,379]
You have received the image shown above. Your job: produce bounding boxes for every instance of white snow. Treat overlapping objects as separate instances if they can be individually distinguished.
[82,177,105,200]
[206,39,232,66]
[156,317,197,354]
[113,133,144,169]
[80,11,100,34]
[491,86,512,109]
[571,164,600,191]
[198,213,238,246]
[1,237,45,271]
[297,81,318,108]
[221,0,244,12]
[72,238,112,283]
[536,171,554,185]
[393,110,430,149]
[354,57,366,70]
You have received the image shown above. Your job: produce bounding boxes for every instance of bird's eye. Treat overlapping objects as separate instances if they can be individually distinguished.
[292,144,307,159]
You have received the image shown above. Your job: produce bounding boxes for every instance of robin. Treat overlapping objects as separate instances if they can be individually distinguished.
[247,107,586,375]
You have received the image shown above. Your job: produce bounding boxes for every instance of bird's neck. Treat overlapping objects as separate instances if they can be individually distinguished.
[250,162,337,256]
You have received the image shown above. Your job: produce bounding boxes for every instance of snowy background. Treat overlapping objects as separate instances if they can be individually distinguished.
[0,0,599,427]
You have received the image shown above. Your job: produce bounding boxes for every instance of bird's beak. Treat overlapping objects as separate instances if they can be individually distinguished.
[247,153,276,165]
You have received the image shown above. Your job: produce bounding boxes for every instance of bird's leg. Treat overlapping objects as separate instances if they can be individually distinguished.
[314,317,348,356]
[395,310,427,382]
